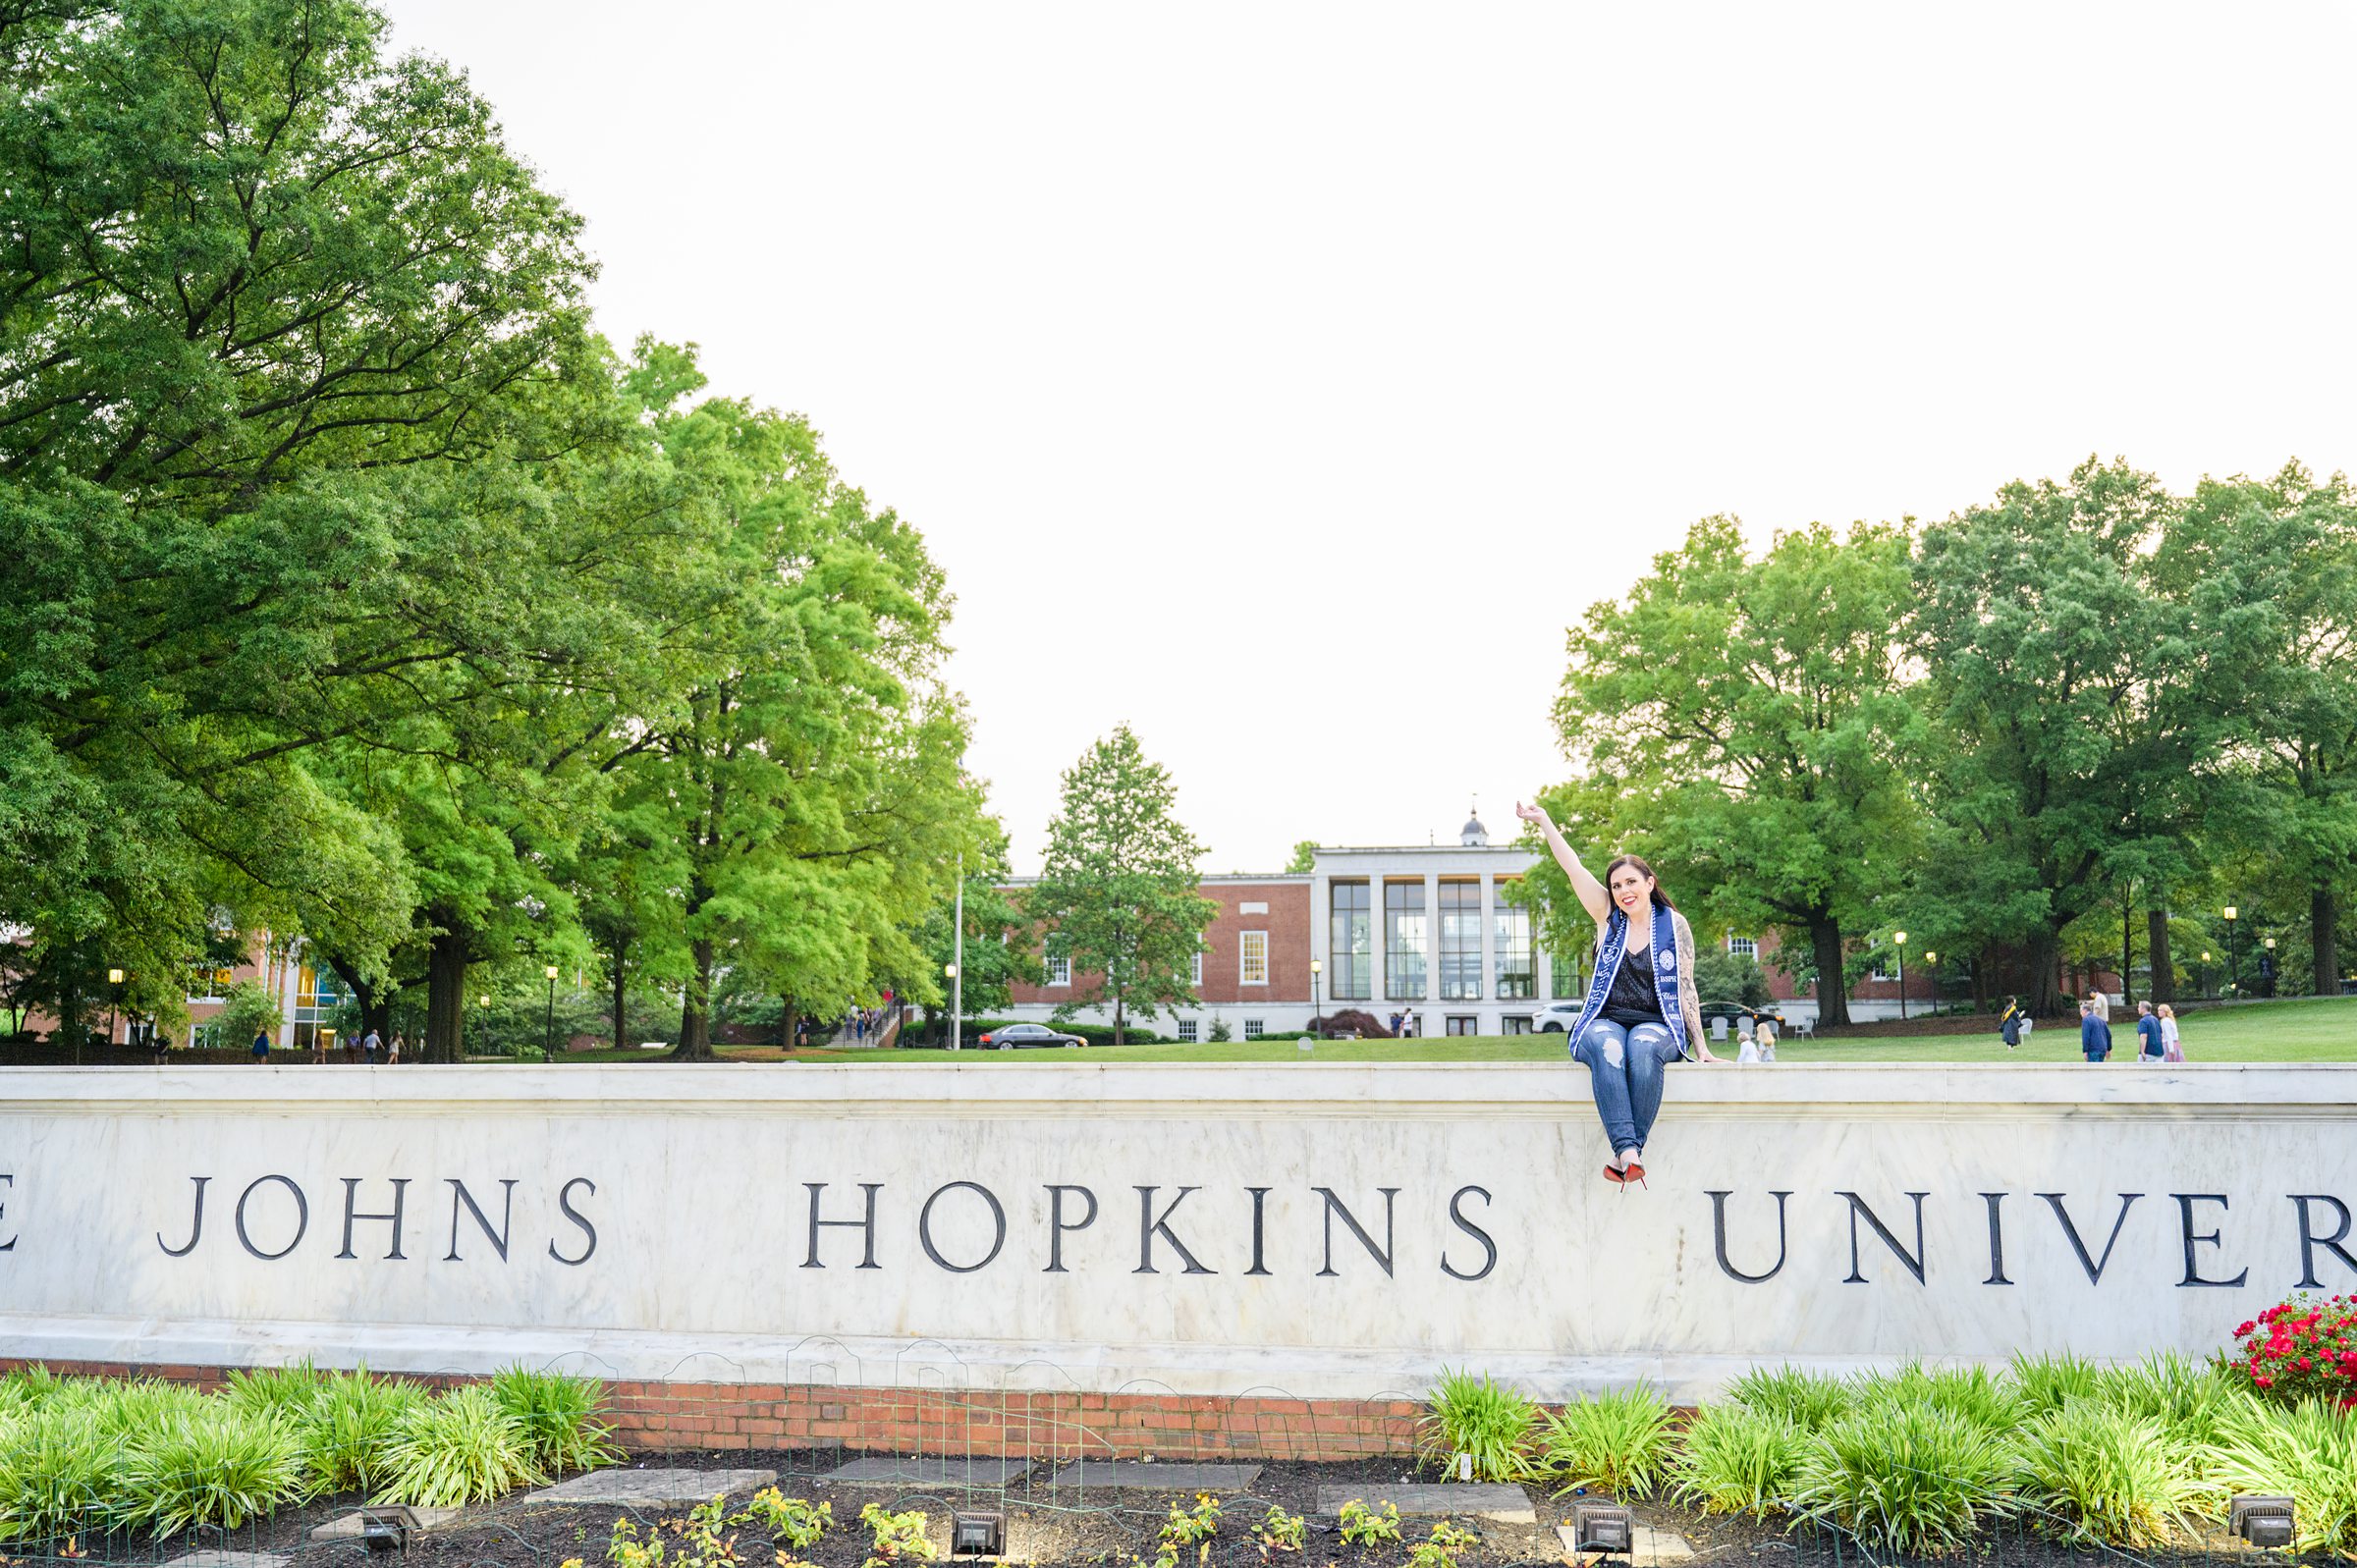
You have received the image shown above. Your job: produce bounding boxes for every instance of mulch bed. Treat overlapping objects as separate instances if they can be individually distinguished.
[121,1448,2308,1568]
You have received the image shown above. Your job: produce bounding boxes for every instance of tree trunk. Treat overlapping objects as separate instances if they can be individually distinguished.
[2313,885,2339,996]
[2148,905,2174,1005]
[2121,888,2135,1006]
[2026,927,2064,1015]
[1113,995,1125,1048]
[424,929,467,1062]
[676,939,716,1059]
[609,933,630,1049]
[1808,917,1851,1027]
[780,998,798,1051]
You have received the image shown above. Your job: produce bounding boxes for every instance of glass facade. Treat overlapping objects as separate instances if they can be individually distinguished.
[1439,880,1482,1000]
[1384,882,1426,1000]
[1494,888,1534,1000]
[1552,950,1584,1000]
[293,963,344,1052]
[1329,881,1372,1000]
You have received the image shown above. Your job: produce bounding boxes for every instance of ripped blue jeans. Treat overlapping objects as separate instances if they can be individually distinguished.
[1571,1019,1682,1157]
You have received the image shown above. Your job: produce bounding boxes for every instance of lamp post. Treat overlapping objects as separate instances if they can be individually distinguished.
[1311,958,1323,1038]
[2223,906,2239,997]
[105,967,125,1063]
[2200,951,2213,1000]
[945,962,960,1052]
[2262,935,2277,998]
[1921,951,1937,1015]
[1892,932,1908,1022]
[951,848,963,1052]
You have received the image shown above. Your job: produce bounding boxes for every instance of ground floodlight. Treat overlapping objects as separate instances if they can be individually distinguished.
[360,1505,418,1554]
[1570,1501,1632,1555]
[951,1511,1004,1556]
[2231,1494,2294,1548]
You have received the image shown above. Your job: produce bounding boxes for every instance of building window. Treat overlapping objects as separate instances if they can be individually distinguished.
[1494,891,1534,1000]
[1385,882,1427,1000]
[1439,880,1482,1000]
[1190,951,1203,986]
[1044,942,1070,987]
[1502,1014,1533,1035]
[1178,1019,1199,1043]
[1239,930,1269,986]
[1329,881,1372,1000]
[1551,951,1583,1000]
[1728,934,1758,960]
[187,964,235,1002]
[1445,1015,1479,1037]
[1243,1019,1265,1040]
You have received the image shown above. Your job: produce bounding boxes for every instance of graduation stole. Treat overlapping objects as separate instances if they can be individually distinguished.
[1566,904,1688,1057]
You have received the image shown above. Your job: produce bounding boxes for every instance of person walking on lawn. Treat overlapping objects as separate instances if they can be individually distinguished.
[2000,996,2021,1051]
[2134,999,2165,1062]
[2080,999,2112,1062]
[1517,799,1721,1189]
[2159,1002,2183,1062]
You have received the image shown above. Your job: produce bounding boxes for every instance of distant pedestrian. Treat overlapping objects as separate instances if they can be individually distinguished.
[388,1031,405,1064]
[1736,1018,1761,1064]
[2134,1000,2164,1062]
[1999,996,2021,1051]
[1755,1015,1779,1062]
[2079,999,2111,1062]
[250,1029,270,1060]
[2158,1003,2182,1062]
[361,1027,381,1063]
[2090,989,2111,1024]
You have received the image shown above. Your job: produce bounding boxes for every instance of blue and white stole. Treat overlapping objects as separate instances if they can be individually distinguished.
[1565,904,1688,1058]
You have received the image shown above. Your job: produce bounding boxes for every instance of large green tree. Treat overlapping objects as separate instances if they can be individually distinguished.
[1029,726,1216,1045]
[0,0,599,1004]
[2156,463,2357,995]
[1909,459,2233,1014]
[1536,516,1924,1026]
[600,363,984,1058]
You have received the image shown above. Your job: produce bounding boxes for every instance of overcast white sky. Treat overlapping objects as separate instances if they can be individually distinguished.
[381,2,2357,873]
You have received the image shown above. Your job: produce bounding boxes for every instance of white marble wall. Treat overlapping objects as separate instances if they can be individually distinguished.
[0,1063,2350,1402]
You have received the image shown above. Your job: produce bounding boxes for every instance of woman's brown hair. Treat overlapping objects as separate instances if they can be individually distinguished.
[1603,853,1675,911]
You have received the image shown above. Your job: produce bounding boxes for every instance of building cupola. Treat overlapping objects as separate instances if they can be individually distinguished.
[1460,805,1488,847]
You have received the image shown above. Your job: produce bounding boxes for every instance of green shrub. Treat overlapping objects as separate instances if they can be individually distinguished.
[1792,1403,2017,1557]
[736,1487,831,1547]
[1336,1499,1401,1549]
[1419,1369,1537,1481]
[1404,1521,1478,1568]
[1726,1365,1851,1432]
[488,1364,624,1476]
[2012,1401,2205,1548]
[2094,1352,2242,1447]
[2007,1352,2100,1417]
[0,1407,118,1543]
[377,1386,543,1505]
[1255,1505,1306,1554]
[302,1370,427,1494]
[2205,1395,2357,1558]
[1850,1362,2019,1434]
[223,1360,327,1422]
[117,1407,311,1536]
[0,1366,62,1420]
[1534,1385,1675,1497]
[1672,1404,1808,1519]
[859,1502,935,1567]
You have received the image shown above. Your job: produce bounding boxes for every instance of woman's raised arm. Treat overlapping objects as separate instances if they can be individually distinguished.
[1515,800,1610,925]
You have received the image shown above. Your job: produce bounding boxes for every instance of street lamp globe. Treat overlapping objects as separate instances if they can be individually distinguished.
[943,962,959,979]
[106,967,125,985]
[2223,905,2238,922]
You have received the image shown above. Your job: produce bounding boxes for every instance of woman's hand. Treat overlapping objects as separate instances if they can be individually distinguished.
[1514,799,1550,827]
[1694,1044,1724,1064]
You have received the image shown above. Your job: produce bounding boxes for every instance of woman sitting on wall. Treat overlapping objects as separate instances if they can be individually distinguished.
[1516,801,1719,1187]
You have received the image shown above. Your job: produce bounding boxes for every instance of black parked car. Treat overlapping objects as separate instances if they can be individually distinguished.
[977,1023,1086,1051]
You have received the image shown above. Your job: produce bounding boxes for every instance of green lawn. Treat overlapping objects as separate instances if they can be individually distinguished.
[510,996,2357,1065]
[791,996,2357,1064]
